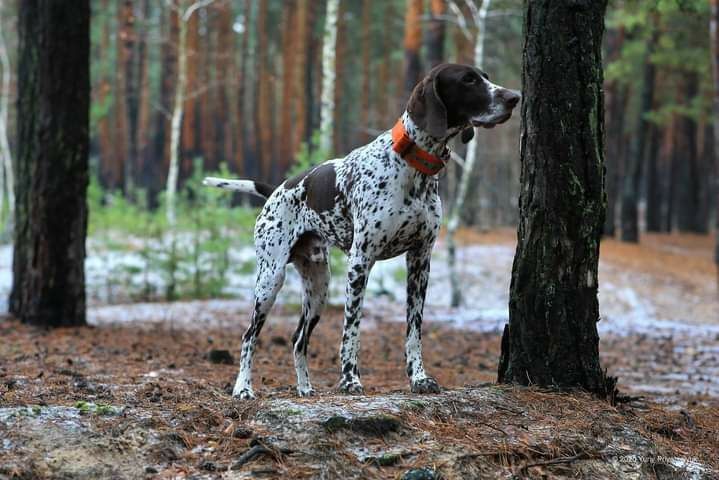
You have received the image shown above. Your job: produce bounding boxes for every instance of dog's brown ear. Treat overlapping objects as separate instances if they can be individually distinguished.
[407,71,447,138]
[461,127,474,144]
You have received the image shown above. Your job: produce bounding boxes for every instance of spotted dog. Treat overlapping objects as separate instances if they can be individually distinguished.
[204,63,520,400]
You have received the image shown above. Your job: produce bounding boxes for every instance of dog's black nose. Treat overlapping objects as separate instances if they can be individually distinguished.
[505,90,521,109]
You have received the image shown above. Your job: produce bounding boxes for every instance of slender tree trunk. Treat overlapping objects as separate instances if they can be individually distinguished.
[426,0,446,68]
[378,1,394,125]
[0,11,14,233]
[447,0,491,308]
[333,1,347,156]
[676,73,705,233]
[713,0,719,283]
[602,27,625,237]
[167,1,189,225]
[279,1,297,174]
[11,0,90,327]
[403,0,424,101]
[620,30,657,243]
[319,0,339,155]
[498,0,612,395]
[359,0,372,144]
[114,1,130,191]
[181,7,199,173]
[645,122,664,232]
[256,0,272,180]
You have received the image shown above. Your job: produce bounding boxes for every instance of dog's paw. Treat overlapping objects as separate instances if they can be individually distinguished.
[338,379,364,395]
[297,386,316,398]
[411,377,441,394]
[232,388,256,400]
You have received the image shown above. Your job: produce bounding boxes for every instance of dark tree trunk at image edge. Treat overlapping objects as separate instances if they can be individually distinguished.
[9,0,90,327]
[498,0,613,395]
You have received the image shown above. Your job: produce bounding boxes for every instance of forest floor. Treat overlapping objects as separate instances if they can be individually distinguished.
[1,229,718,479]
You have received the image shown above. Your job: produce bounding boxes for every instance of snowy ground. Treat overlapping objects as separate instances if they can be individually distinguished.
[0,233,715,336]
[1,230,718,400]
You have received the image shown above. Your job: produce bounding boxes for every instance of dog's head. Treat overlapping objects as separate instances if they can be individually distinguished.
[407,63,520,142]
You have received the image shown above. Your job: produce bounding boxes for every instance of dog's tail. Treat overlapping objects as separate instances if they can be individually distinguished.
[202,177,276,199]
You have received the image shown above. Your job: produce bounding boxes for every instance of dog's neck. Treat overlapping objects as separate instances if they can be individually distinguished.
[401,111,460,161]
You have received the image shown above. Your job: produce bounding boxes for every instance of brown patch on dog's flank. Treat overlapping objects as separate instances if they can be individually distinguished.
[305,163,338,213]
[284,169,310,190]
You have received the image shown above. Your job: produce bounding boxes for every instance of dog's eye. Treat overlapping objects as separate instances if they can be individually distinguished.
[462,74,477,84]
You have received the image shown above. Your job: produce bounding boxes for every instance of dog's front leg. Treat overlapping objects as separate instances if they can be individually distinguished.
[338,249,372,394]
[406,246,441,394]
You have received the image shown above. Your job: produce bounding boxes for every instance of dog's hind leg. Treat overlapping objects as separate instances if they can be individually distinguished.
[233,257,286,400]
[292,252,330,397]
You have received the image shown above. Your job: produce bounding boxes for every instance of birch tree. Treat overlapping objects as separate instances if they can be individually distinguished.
[446,0,491,307]
[0,6,13,233]
[319,0,339,155]
[165,0,214,225]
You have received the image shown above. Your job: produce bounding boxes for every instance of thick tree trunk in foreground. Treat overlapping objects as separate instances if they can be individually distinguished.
[10,0,90,327]
[498,0,611,395]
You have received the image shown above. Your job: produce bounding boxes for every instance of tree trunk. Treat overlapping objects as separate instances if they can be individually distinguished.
[333,0,347,156]
[447,0,491,308]
[712,0,719,283]
[0,12,14,233]
[602,27,625,237]
[256,0,273,181]
[620,30,657,243]
[11,0,90,327]
[403,0,423,101]
[645,121,664,232]
[498,0,612,395]
[166,0,190,225]
[359,0,372,144]
[426,0,446,68]
[279,0,297,174]
[676,73,705,233]
[319,0,339,155]
[114,1,130,192]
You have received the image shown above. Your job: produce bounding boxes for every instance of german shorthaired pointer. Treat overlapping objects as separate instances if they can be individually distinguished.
[204,63,519,400]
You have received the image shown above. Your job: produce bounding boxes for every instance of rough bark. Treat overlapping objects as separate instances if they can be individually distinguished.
[10,0,90,327]
[498,0,611,395]
[620,30,657,243]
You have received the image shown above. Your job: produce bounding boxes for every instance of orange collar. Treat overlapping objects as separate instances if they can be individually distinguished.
[391,119,447,176]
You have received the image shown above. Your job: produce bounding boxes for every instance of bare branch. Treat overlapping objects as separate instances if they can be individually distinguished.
[447,1,472,41]
[182,0,215,22]
[450,151,466,170]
